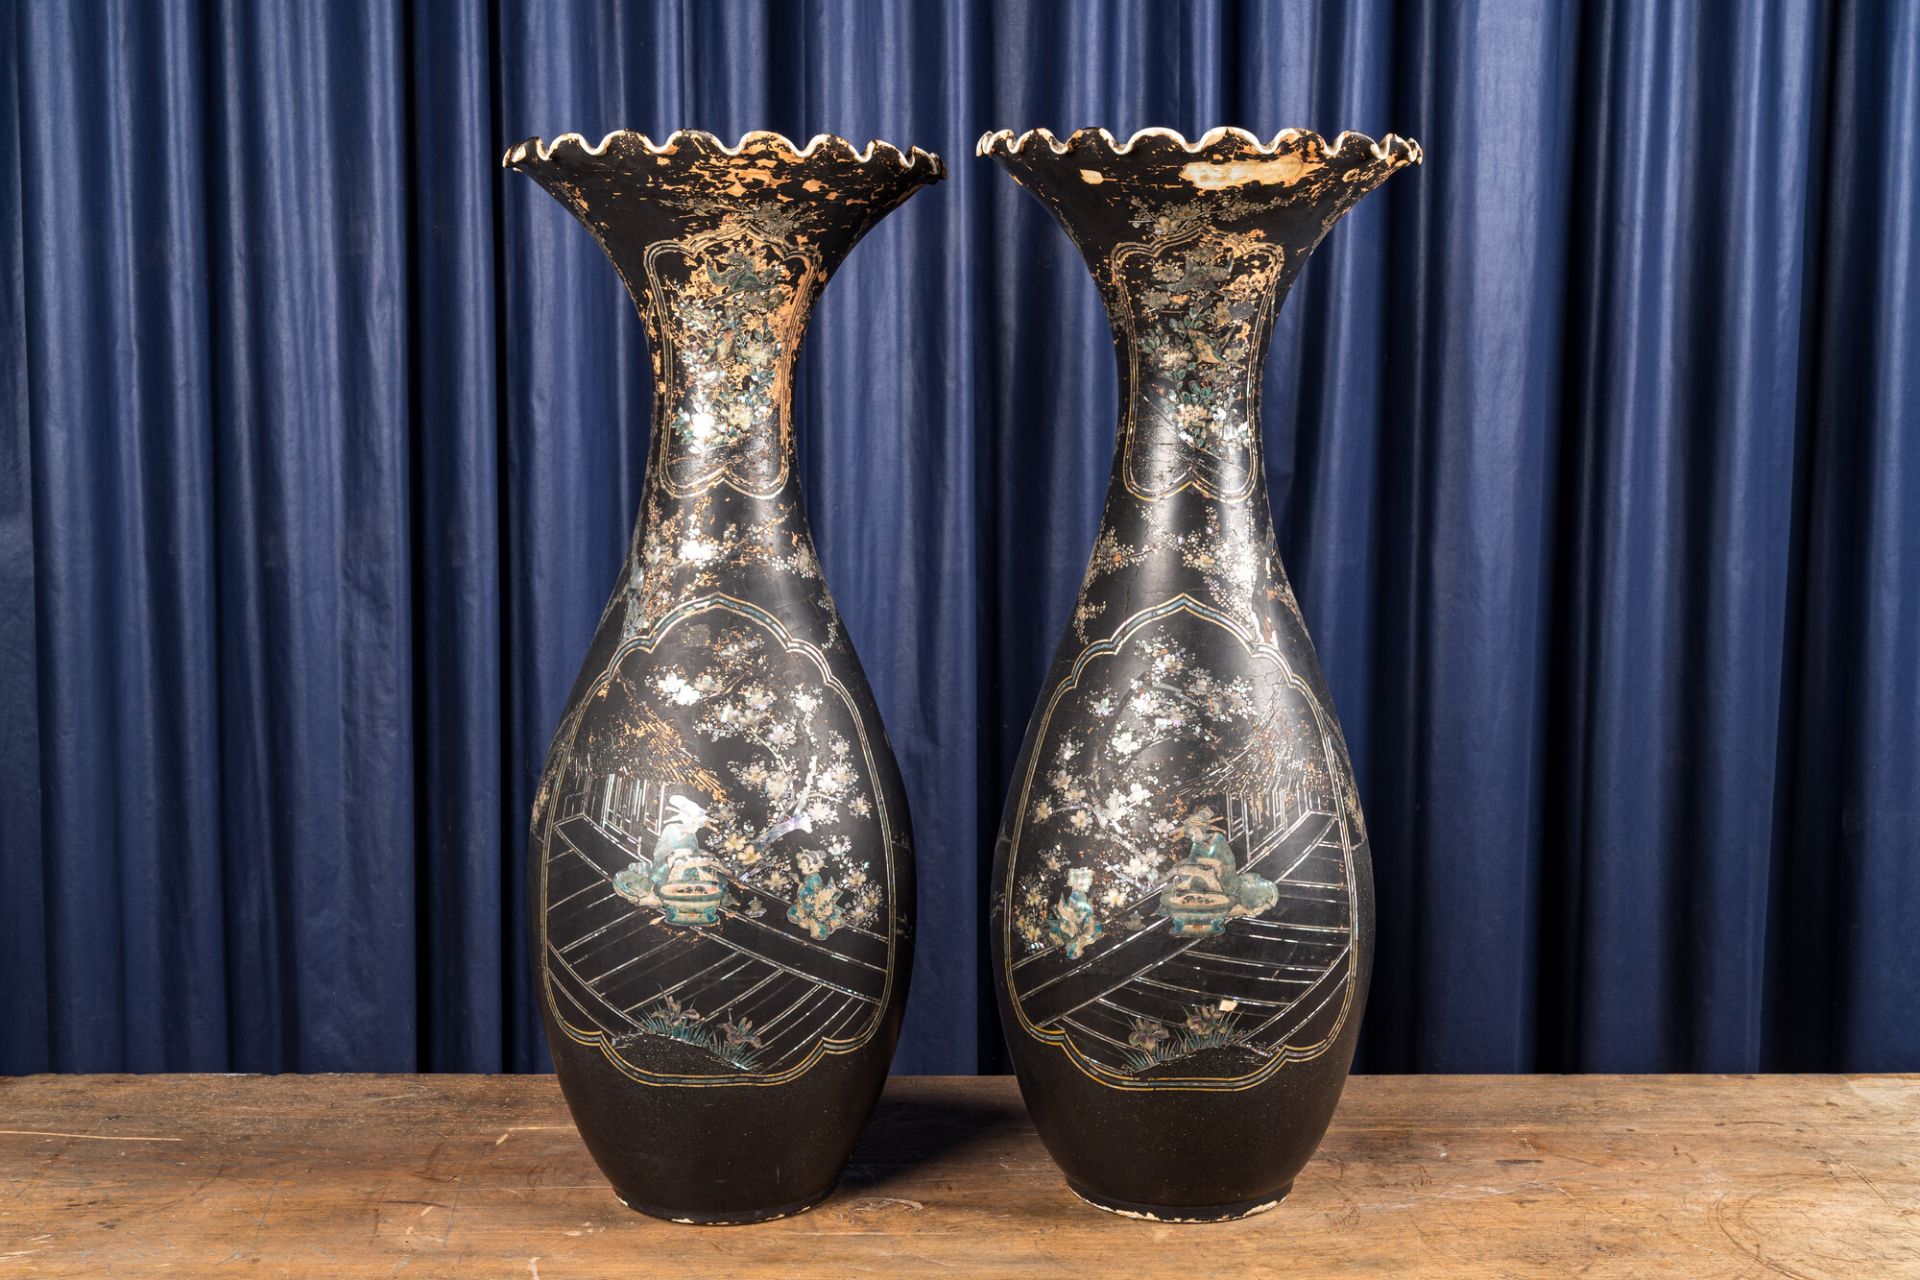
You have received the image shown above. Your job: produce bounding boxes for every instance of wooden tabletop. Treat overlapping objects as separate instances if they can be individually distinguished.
[1,1074,1915,1277]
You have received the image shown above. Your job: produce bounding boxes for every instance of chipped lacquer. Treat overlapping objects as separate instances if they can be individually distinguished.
[980,125,1420,1221]
[504,129,941,1224]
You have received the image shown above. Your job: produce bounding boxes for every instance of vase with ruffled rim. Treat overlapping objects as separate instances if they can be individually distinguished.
[979,124,1420,1221]
[505,129,941,1224]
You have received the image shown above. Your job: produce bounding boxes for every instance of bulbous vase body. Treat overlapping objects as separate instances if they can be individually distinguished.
[506,130,940,1224]
[981,125,1420,1220]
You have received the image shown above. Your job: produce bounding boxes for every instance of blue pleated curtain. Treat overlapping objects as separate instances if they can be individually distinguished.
[4,0,1915,1075]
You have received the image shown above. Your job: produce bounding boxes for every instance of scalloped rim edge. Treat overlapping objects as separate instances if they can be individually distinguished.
[974,125,1422,166]
[503,128,945,177]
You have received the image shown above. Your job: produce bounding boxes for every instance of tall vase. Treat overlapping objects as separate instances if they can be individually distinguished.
[505,130,941,1224]
[980,125,1420,1221]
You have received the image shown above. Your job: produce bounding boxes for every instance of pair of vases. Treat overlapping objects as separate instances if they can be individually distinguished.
[507,123,1420,1225]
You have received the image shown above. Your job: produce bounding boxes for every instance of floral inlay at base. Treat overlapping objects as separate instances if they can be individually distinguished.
[542,598,895,1082]
[1005,598,1360,1086]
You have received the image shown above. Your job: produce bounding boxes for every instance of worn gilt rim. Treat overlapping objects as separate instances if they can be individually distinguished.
[503,128,946,178]
[975,125,1422,167]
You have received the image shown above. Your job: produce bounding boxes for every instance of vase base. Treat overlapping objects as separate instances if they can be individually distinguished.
[614,1182,837,1226]
[1066,1180,1293,1223]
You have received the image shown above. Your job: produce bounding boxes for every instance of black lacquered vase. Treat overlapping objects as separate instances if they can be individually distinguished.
[979,125,1420,1221]
[505,130,941,1224]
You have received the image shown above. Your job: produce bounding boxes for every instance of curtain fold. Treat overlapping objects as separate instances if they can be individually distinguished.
[4,0,1915,1074]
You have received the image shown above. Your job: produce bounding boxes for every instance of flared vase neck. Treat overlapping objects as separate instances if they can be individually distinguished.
[981,127,1419,508]
[507,131,943,503]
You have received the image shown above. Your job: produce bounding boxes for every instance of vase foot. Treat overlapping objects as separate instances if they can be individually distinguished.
[1066,1180,1292,1223]
[614,1182,837,1226]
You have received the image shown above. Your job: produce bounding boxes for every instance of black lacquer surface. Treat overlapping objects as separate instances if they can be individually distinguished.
[981,125,1420,1220]
[507,130,941,1223]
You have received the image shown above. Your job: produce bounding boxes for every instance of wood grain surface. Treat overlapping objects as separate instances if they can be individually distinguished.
[1,1074,1915,1277]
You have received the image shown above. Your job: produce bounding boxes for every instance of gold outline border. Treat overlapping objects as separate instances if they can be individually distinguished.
[1003,594,1360,1091]
[1109,231,1280,505]
[534,592,897,1088]
[644,225,820,501]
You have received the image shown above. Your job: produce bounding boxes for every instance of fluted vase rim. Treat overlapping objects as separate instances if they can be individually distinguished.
[503,128,946,179]
[974,125,1422,167]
